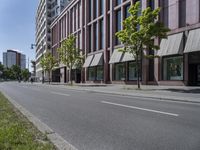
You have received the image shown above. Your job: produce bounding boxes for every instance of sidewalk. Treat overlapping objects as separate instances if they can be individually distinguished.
[66,84,200,103]
[35,82,200,103]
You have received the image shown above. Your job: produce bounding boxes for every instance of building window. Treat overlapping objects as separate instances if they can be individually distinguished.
[116,0,122,6]
[148,0,154,10]
[93,22,98,51]
[99,19,104,49]
[108,0,110,11]
[162,0,169,27]
[93,0,98,19]
[115,9,121,45]
[89,0,92,21]
[99,0,104,15]
[179,0,186,27]
[128,62,137,80]
[163,56,183,80]
[97,66,103,80]
[115,63,125,80]
[124,4,130,19]
[88,67,95,80]
[89,25,92,53]
[108,14,110,47]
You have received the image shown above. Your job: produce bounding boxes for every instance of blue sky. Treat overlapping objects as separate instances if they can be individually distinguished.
[0,0,39,69]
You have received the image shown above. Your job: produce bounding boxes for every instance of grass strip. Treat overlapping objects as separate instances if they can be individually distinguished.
[0,92,56,150]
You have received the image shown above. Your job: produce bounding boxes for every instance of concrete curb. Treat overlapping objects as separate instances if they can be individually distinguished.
[1,91,78,150]
[29,83,200,104]
[65,87,200,104]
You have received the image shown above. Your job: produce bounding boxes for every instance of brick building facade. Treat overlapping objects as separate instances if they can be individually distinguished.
[51,0,200,86]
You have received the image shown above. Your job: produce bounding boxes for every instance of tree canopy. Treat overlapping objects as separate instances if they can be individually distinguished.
[40,52,58,83]
[116,1,169,88]
[57,34,83,85]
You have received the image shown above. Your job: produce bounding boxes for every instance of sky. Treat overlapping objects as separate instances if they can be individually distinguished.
[0,0,39,70]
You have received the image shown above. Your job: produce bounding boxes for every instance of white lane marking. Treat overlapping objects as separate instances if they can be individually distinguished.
[51,92,70,96]
[101,101,179,117]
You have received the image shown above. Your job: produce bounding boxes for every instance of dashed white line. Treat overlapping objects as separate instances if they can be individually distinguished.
[51,92,70,97]
[101,101,179,117]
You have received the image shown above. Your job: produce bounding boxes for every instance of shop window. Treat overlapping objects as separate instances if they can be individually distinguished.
[128,62,137,80]
[163,56,183,80]
[115,63,125,80]
[97,66,103,80]
[88,67,95,80]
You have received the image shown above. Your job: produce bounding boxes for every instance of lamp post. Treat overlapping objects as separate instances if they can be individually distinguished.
[31,42,45,84]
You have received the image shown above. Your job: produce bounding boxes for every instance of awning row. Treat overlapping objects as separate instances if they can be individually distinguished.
[109,50,134,64]
[158,32,183,56]
[83,28,200,68]
[184,28,200,53]
[158,28,200,56]
[83,53,103,68]
[83,50,134,68]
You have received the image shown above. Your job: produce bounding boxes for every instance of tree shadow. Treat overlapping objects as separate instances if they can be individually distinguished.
[159,88,200,94]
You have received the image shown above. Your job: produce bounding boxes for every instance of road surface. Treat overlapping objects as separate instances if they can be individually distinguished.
[0,82,200,150]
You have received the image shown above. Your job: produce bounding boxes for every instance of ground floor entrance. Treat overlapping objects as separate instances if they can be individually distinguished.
[189,64,200,86]
[188,52,200,86]
[52,69,60,82]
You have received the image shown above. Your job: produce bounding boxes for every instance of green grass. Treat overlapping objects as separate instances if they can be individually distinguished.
[0,92,56,150]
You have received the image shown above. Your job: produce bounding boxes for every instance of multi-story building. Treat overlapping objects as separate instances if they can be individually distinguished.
[3,49,26,69]
[35,0,70,79]
[51,0,200,86]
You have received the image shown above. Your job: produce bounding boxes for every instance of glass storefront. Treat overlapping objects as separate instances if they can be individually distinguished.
[88,67,95,80]
[163,56,183,80]
[115,63,125,80]
[88,66,103,81]
[128,62,137,80]
[97,66,103,80]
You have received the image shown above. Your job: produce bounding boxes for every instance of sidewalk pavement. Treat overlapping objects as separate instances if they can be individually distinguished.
[36,82,200,103]
[67,84,200,103]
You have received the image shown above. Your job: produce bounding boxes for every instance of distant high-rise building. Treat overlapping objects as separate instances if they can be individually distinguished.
[35,0,71,79]
[3,49,26,69]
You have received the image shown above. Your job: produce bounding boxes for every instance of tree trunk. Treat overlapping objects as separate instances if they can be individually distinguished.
[48,70,50,84]
[42,70,44,84]
[70,65,73,85]
[136,53,140,89]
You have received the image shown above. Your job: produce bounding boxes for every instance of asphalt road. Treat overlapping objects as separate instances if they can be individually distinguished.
[0,82,200,150]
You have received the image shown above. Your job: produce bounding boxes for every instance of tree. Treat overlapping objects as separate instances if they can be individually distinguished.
[11,65,21,81]
[21,69,30,81]
[0,64,4,72]
[116,2,169,89]
[57,34,83,85]
[40,52,58,84]
[0,64,4,78]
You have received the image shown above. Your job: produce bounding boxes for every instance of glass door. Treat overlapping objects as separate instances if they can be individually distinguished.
[197,65,200,85]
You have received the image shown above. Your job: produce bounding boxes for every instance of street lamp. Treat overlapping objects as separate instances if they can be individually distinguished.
[31,42,45,84]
